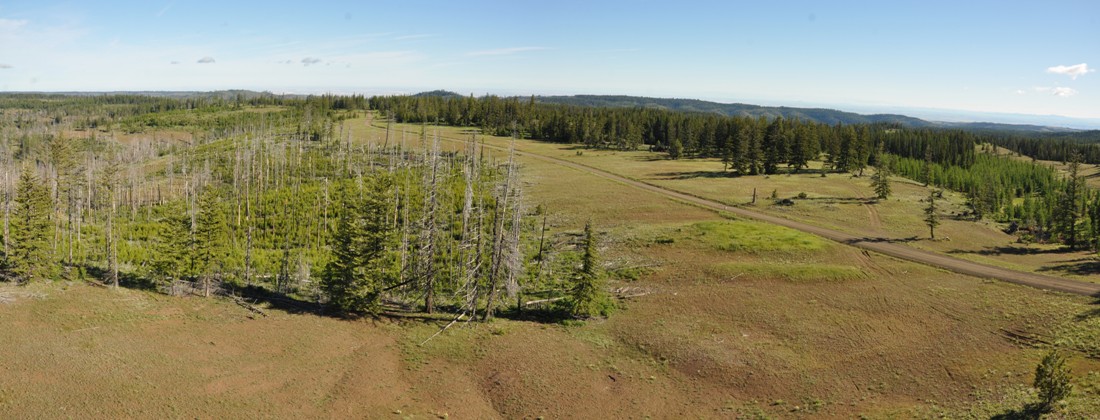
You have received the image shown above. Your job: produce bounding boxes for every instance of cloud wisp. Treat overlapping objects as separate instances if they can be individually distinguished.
[1033,86,1078,97]
[301,57,322,66]
[467,46,548,57]
[1051,87,1078,97]
[0,63,12,69]
[394,34,434,41]
[197,56,215,64]
[1046,63,1093,80]
[0,18,28,32]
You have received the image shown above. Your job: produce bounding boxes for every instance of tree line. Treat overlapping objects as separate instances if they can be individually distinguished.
[370,93,1100,250]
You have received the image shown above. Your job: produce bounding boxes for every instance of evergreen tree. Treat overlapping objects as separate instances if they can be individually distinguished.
[922,146,934,187]
[762,118,787,175]
[1055,152,1084,248]
[836,126,857,173]
[668,136,683,160]
[5,166,54,283]
[151,210,191,287]
[871,155,892,199]
[193,185,229,296]
[568,222,613,318]
[924,189,940,239]
[787,124,816,172]
[967,183,997,221]
[744,124,763,175]
[320,174,398,316]
[1034,350,1072,412]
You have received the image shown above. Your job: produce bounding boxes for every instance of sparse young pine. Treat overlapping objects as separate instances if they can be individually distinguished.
[5,166,54,283]
[924,189,940,239]
[568,222,613,318]
[1034,350,1072,412]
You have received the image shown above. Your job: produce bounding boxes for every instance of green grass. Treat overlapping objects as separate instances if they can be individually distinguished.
[711,261,866,283]
[687,219,829,253]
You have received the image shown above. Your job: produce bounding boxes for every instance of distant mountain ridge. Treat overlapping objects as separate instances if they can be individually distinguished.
[539,95,929,126]
[5,89,1090,133]
[533,95,1083,133]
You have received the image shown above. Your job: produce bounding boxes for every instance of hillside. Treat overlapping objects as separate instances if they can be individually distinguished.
[534,94,1091,134]
[537,94,931,126]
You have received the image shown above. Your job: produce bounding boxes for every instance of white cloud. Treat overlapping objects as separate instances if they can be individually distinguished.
[301,57,321,66]
[467,46,548,57]
[1033,86,1078,97]
[1051,87,1078,97]
[1046,63,1093,80]
[1015,89,1026,95]
[197,56,215,64]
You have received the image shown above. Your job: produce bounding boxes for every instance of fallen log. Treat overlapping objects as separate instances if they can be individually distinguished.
[225,293,268,318]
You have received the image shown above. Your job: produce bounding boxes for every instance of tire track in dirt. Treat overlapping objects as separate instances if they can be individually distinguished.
[842,181,883,233]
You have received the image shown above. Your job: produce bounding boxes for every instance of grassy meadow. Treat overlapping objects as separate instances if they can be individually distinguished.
[2,112,1100,418]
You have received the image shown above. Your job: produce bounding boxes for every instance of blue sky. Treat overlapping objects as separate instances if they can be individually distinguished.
[1,0,1098,120]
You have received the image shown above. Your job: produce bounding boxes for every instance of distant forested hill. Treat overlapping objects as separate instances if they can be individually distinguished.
[536,95,932,126]
[534,95,1088,135]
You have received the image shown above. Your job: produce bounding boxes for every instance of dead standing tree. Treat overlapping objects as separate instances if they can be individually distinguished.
[483,133,523,320]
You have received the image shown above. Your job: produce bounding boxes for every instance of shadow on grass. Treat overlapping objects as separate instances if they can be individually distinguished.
[653,170,735,180]
[79,264,159,292]
[991,403,1047,420]
[1075,298,1100,321]
[950,245,1071,257]
[1036,258,1100,276]
[797,196,876,204]
[846,236,919,245]
[496,305,574,324]
[231,284,329,317]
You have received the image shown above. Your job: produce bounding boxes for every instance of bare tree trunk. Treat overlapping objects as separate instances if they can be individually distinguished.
[420,128,442,313]
[108,175,118,288]
[483,136,518,320]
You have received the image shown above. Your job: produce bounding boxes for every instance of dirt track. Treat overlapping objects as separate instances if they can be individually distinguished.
[502,144,1100,297]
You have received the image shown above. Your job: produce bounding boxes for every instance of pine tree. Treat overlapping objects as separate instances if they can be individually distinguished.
[1034,350,1072,412]
[1055,152,1084,248]
[762,118,787,175]
[320,174,398,316]
[193,185,228,297]
[787,125,815,172]
[925,189,940,239]
[870,151,892,199]
[5,166,54,283]
[668,137,683,160]
[569,222,612,318]
[922,146,934,187]
[151,210,191,287]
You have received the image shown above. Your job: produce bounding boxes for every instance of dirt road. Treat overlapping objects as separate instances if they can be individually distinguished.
[389,123,1100,297]
[507,145,1100,297]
